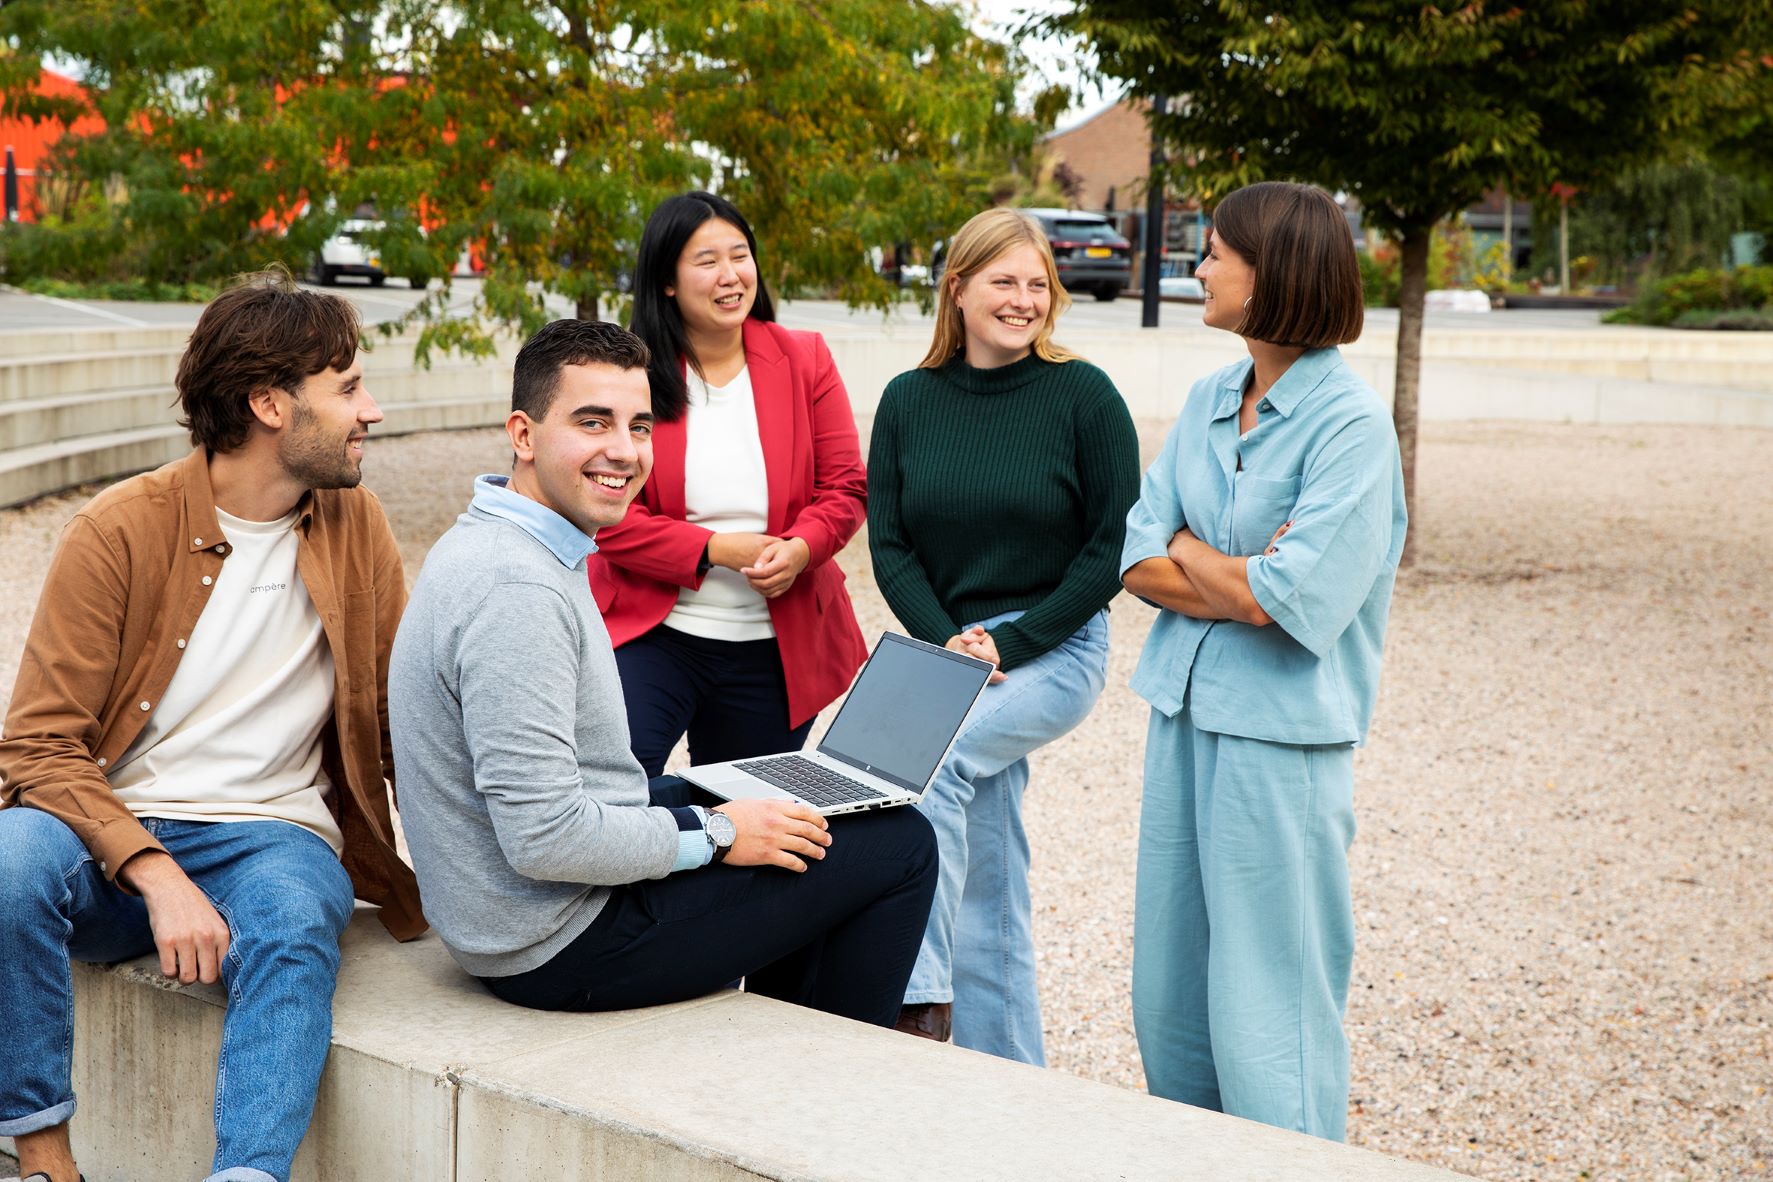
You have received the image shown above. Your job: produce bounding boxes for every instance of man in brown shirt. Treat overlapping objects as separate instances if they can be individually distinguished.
[0,270,422,1182]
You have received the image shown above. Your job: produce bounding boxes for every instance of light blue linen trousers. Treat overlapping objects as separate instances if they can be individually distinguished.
[1133,706,1356,1140]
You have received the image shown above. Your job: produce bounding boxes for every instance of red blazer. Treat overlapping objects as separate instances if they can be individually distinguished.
[588,319,869,727]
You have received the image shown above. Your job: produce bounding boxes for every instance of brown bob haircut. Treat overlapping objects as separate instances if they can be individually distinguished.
[174,266,362,453]
[1211,182,1363,348]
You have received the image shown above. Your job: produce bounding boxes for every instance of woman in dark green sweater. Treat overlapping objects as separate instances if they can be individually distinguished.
[868,208,1139,1062]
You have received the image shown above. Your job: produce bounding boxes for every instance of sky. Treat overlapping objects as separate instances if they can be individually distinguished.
[968,0,1120,130]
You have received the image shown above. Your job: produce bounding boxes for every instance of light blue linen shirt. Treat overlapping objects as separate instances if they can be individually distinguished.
[1121,347,1407,745]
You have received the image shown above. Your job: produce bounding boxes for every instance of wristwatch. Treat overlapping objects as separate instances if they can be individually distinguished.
[704,810,736,863]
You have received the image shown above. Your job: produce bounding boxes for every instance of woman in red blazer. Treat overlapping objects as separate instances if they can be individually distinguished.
[590,191,869,776]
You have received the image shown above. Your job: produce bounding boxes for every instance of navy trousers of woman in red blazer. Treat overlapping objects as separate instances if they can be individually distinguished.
[588,318,869,728]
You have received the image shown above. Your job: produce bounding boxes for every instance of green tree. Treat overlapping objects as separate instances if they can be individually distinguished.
[3,1,1045,355]
[343,0,1041,355]
[1548,154,1754,288]
[0,0,371,285]
[1049,1,1773,560]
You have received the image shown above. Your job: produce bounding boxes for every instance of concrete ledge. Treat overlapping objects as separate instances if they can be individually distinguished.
[7,317,1765,509]
[0,909,1471,1181]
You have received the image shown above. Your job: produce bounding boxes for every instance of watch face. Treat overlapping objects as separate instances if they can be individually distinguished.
[709,813,737,846]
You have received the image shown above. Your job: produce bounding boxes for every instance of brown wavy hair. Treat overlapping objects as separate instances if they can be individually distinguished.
[175,266,362,453]
[919,208,1081,369]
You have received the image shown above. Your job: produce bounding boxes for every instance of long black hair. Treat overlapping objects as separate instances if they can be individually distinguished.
[629,191,777,421]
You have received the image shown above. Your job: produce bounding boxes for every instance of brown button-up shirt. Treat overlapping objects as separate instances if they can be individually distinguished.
[0,448,425,940]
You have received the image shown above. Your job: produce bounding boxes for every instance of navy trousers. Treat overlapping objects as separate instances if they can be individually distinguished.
[615,625,814,777]
[480,778,938,1027]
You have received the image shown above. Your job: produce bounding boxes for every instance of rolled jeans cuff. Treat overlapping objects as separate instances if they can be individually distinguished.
[0,1096,76,1137]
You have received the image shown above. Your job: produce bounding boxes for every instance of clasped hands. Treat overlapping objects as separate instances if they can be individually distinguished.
[945,626,1007,684]
[707,532,811,598]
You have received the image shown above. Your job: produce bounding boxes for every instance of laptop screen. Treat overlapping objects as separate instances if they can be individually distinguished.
[817,634,993,794]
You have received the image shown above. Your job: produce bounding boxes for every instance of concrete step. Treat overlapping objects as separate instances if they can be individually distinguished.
[0,424,191,508]
[0,325,190,359]
[379,394,511,434]
[0,386,178,451]
[1,908,1473,1182]
[0,348,184,403]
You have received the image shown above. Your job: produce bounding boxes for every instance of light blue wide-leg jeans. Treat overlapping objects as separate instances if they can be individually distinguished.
[903,608,1110,1064]
[1132,705,1357,1141]
[0,809,355,1182]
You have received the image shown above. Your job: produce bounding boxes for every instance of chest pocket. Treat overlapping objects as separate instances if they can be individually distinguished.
[1230,472,1300,558]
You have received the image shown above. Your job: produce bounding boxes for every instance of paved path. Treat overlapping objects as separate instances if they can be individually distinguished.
[3,279,1613,338]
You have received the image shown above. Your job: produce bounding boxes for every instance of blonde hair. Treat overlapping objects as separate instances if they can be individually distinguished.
[919,208,1082,369]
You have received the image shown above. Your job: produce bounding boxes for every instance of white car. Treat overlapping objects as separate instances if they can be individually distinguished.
[1159,275,1205,300]
[314,219,387,287]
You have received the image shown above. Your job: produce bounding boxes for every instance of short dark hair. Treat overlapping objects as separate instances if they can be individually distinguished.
[512,319,652,420]
[1211,182,1363,349]
[628,191,776,421]
[175,267,361,452]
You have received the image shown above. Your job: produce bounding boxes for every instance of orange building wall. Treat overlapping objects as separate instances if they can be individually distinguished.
[1,68,104,221]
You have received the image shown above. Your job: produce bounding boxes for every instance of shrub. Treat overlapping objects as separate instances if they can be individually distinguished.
[1359,248,1400,307]
[1607,264,1773,326]
[1669,308,1773,331]
[1358,222,1475,307]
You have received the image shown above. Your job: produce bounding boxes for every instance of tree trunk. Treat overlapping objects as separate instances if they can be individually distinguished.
[1558,201,1570,293]
[1393,224,1430,567]
[576,291,599,321]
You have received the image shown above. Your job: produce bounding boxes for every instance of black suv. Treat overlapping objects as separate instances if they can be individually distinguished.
[1024,208,1132,302]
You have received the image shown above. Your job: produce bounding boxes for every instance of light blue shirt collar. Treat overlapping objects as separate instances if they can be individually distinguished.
[470,474,597,569]
[1212,346,1342,421]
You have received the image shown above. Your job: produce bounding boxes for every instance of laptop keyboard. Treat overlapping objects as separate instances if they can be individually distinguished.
[732,755,891,808]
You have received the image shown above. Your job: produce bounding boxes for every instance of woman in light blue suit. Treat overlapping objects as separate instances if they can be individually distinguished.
[1121,181,1407,1142]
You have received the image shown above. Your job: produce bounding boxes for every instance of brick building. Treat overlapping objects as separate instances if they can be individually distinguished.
[1042,98,1207,279]
[1042,99,1154,213]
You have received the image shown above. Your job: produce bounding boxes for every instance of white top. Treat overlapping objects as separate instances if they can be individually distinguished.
[664,366,776,641]
[109,506,344,853]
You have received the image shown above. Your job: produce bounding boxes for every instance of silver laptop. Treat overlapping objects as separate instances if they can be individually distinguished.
[681,632,994,816]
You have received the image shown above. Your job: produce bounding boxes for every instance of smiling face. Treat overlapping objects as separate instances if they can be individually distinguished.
[1196,229,1256,334]
[507,362,654,536]
[667,217,757,344]
[278,360,381,489]
[954,242,1052,369]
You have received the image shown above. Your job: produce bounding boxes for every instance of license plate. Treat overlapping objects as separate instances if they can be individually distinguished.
[1085,246,1111,258]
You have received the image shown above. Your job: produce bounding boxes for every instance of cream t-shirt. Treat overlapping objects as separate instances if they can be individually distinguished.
[664,366,776,641]
[109,506,344,853]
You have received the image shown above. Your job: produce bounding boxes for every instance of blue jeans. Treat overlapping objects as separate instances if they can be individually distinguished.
[902,608,1111,1064]
[0,809,355,1182]
[1132,706,1357,1141]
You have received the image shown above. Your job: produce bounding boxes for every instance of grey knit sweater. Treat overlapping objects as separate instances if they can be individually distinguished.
[389,503,679,977]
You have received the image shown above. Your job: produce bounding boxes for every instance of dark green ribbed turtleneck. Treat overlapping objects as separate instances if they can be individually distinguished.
[866,353,1140,671]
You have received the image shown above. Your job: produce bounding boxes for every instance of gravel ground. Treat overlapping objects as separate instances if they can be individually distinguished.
[2,418,1768,1181]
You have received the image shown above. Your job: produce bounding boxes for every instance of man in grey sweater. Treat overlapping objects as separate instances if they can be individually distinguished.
[389,319,936,1023]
